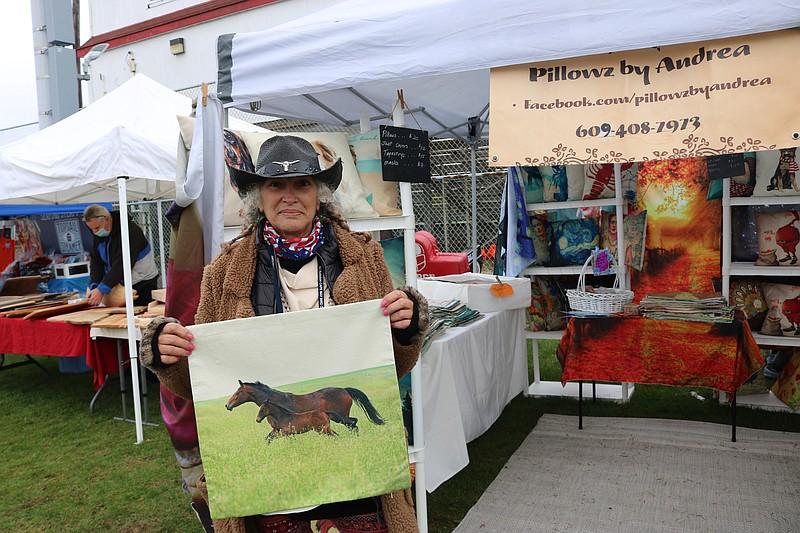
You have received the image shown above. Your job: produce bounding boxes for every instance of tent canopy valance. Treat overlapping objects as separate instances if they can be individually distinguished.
[215,0,800,142]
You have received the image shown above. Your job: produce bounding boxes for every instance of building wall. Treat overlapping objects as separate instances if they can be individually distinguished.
[82,0,336,103]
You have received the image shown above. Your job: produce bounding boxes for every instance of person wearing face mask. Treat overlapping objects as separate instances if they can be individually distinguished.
[82,204,160,307]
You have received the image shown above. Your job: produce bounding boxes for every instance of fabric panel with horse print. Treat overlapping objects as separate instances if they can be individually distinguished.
[186,301,410,519]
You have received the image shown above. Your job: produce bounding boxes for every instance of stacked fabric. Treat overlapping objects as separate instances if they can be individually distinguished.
[639,292,734,323]
[420,300,483,355]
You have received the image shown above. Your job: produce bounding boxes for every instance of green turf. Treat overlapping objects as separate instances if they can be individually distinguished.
[1,346,796,533]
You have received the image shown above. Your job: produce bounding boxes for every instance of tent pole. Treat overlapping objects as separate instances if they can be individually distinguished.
[470,142,478,272]
[393,97,427,533]
[118,177,145,444]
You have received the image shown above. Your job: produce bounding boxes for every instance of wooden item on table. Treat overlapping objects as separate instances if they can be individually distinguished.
[0,295,46,311]
[104,306,148,315]
[151,288,166,303]
[95,285,138,307]
[0,276,48,296]
[2,301,63,317]
[46,308,114,325]
[23,300,90,320]
[147,301,165,316]
[91,313,153,329]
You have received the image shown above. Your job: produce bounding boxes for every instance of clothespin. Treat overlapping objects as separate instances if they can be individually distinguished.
[201,83,208,107]
[396,89,405,110]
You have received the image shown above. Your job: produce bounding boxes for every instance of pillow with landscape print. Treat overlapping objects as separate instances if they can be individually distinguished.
[537,278,568,331]
[539,166,568,202]
[728,278,768,331]
[754,147,800,197]
[760,282,800,337]
[238,131,378,219]
[348,130,401,216]
[547,217,600,267]
[755,210,800,266]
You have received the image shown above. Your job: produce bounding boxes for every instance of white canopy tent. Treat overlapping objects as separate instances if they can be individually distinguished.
[0,74,265,443]
[197,1,800,529]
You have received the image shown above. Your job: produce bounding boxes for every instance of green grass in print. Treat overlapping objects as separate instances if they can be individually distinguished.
[194,365,410,518]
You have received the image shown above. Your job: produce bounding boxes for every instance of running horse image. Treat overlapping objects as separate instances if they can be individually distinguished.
[225,380,385,431]
[255,399,343,442]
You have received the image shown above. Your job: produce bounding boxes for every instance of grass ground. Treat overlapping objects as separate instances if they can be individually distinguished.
[1,343,797,533]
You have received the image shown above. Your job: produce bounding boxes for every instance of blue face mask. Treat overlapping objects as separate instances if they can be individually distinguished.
[94,228,110,238]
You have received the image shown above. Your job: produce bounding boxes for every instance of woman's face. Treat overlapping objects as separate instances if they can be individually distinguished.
[260,176,320,239]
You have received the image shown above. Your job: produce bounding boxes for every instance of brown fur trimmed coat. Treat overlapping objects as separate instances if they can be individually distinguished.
[141,221,427,533]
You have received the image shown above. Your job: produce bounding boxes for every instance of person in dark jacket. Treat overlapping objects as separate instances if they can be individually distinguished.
[82,204,160,307]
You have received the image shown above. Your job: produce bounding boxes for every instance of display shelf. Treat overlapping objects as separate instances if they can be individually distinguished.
[348,214,415,232]
[523,330,634,402]
[526,197,616,212]
[719,391,794,412]
[729,263,800,277]
[751,333,800,348]
[527,380,635,402]
[522,265,584,276]
[728,195,800,207]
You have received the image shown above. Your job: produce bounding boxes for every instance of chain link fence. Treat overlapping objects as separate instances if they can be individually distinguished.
[113,200,172,286]
[177,84,506,259]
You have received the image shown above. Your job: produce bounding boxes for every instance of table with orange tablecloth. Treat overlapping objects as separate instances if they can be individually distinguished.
[556,315,765,441]
[0,316,119,390]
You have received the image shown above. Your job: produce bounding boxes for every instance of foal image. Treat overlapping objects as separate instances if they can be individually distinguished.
[255,399,343,442]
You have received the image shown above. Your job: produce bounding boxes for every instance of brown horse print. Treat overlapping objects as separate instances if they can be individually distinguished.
[255,399,344,442]
[226,380,386,432]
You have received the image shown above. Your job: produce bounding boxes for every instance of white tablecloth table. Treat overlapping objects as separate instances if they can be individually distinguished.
[421,307,527,491]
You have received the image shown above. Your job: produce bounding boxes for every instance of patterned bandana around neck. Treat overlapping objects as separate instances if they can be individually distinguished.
[263,217,326,261]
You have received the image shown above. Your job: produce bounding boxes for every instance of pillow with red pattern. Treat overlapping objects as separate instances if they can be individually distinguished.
[760,282,800,337]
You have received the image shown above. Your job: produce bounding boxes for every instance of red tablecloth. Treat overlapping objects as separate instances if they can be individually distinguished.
[557,316,764,394]
[0,317,120,390]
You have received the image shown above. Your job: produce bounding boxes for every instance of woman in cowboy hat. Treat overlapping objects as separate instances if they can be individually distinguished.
[140,135,427,533]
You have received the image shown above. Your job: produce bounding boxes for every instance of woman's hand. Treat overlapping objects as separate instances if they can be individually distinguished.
[381,289,414,330]
[157,322,195,365]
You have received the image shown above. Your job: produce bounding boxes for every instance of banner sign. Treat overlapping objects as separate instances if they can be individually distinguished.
[489,29,800,166]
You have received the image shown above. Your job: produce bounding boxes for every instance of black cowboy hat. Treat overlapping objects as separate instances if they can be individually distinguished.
[227,135,342,195]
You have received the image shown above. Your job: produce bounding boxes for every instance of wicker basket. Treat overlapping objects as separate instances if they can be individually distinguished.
[566,255,634,315]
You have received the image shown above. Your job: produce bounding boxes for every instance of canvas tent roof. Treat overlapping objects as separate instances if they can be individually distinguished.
[0,74,191,205]
[216,0,800,141]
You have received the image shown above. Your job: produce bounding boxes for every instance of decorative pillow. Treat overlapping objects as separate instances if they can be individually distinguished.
[540,166,568,202]
[623,210,648,271]
[599,211,619,259]
[582,163,616,200]
[518,166,544,204]
[731,206,760,262]
[565,165,585,201]
[379,236,405,288]
[770,349,800,411]
[547,217,600,266]
[238,131,378,219]
[526,278,546,332]
[754,147,800,197]
[728,278,768,331]
[537,278,568,331]
[761,282,800,337]
[706,153,756,200]
[527,216,549,266]
[755,211,800,266]
[621,163,638,204]
[347,130,401,216]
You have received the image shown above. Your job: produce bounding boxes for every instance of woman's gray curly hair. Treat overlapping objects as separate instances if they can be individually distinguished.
[240,181,349,231]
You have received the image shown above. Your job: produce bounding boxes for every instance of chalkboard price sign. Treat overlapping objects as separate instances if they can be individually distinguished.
[380,125,431,183]
[707,153,745,180]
